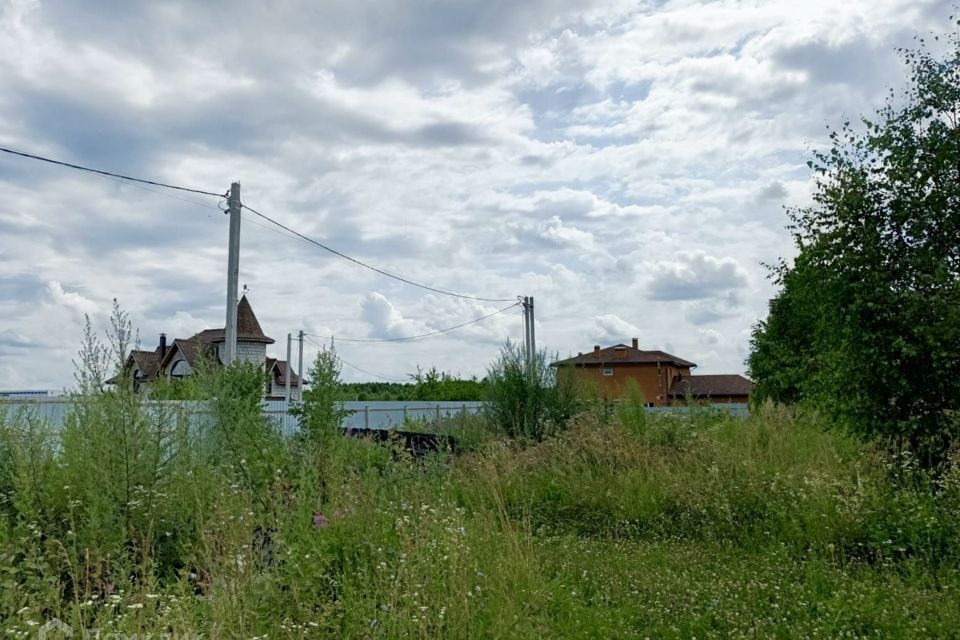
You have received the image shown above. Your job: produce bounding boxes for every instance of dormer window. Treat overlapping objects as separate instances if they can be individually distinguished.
[614,346,627,360]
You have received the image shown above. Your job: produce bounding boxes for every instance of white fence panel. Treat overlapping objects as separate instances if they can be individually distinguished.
[1,398,748,436]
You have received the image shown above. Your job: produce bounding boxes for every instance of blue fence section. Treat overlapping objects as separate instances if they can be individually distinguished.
[0,398,485,436]
[0,398,749,436]
[263,400,485,436]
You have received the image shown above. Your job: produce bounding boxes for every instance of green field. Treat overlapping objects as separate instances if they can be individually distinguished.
[2,398,959,638]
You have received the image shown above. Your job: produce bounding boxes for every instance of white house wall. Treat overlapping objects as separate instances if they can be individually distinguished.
[216,341,266,368]
[239,342,266,366]
[169,357,193,377]
[270,380,300,399]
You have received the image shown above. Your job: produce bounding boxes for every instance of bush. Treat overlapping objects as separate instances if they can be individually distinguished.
[292,343,351,443]
[482,341,579,441]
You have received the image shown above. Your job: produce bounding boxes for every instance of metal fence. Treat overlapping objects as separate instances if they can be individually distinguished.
[263,400,485,436]
[0,398,485,436]
[0,398,748,437]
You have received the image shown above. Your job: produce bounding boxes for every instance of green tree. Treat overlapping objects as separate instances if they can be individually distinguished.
[296,343,350,441]
[749,26,960,463]
[484,340,579,441]
[409,366,484,401]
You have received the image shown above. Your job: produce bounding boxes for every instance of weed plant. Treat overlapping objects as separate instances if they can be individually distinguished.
[1,324,958,637]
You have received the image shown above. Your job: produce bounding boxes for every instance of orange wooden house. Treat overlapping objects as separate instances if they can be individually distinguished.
[552,338,753,406]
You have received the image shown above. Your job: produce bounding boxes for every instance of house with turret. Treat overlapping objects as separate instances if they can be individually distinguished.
[113,295,301,399]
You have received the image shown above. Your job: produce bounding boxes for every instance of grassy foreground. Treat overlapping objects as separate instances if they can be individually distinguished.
[1,398,959,638]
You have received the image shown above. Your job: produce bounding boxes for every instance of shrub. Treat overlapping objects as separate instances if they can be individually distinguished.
[293,343,351,443]
[483,341,579,441]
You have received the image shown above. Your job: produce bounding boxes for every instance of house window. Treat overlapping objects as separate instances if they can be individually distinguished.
[602,368,614,376]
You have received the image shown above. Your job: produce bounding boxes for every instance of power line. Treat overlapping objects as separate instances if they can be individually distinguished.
[1,145,517,303]
[0,145,225,198]
[240,201,516,303]
[101,173,223,212]
[339,357,410,383]
[304,334,409,382]
[304,302,520,343]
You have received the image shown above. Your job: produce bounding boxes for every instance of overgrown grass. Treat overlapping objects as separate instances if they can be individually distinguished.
[1,390,958,637]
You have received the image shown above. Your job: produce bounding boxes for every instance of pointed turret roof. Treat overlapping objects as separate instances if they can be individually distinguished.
[237,295,273,343]
[187,295,275,345]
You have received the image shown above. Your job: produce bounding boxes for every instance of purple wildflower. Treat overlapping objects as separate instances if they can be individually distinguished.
[312,512,329,528]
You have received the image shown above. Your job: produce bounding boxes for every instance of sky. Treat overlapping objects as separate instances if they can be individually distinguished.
[0,0,954,389]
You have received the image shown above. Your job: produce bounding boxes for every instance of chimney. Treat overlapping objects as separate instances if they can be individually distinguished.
[593,345,600,357]
[632,337,638,350]
[159,333,167,359]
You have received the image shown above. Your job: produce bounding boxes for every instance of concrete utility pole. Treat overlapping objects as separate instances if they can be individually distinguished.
[285,332,292,404]
[522,296,530,368]
[528,296,536,362]
[521,296,536,373]
[224,182,242,365]
[297,330,304,401]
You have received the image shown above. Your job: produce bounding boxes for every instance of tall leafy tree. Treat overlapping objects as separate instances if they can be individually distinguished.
[296,343,350,441]
[749,26,960,463]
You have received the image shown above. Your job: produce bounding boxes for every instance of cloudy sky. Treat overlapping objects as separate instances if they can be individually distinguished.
[0,0,953,389]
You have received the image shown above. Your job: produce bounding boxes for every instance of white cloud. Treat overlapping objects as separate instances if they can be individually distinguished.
[0,0,953,388]
[593,314,642,344]
[648,251,749,301]
[697,328,722,346]
[45,280,98,322]
[360,292,420,339]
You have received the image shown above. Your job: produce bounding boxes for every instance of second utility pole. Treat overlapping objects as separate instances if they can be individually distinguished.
[285,332,292,403]
[527,296,537,362]
[522,296,536,373]
[297,330,304,401]
[224,182,242,364]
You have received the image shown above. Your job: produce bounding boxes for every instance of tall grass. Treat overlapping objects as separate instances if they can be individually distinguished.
[1,341,959,636]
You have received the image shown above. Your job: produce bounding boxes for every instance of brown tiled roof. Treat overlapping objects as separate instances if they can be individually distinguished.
[187,296,275,345]
[159,339,219,372]
[554,344,696,368]
[130,350,161,380]
[237,295,274,343]
[266,357,301,386]
[188,329,223,344]
[669,374,754,398]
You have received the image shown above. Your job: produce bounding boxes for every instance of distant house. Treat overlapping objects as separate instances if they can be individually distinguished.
[668,374,754,404]
[552,338,753,405]
[113,295,301,399]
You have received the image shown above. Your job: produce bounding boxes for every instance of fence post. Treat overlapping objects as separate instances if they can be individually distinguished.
[364,406,369,430]
[403,405,408,423]
[436,404,441,422]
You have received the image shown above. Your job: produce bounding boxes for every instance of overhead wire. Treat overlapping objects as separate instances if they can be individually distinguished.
[339,358,410,383]
[99,173,223,212]
[0,144,526,318]
[0,145,225,198]
[241,209,308,242]
[304,301,520,343]
[239,201,516,303]
[304,334,409,382]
